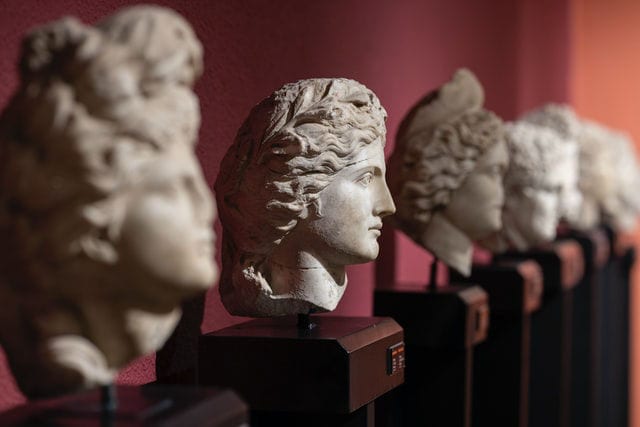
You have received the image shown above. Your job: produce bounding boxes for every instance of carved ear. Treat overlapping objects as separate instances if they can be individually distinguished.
[298,203,310,220]
[76,234,118,264]
[306,198,323,219]
[78,204,120,264]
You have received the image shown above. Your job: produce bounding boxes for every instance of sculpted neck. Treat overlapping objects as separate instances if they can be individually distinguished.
[12,288,181,397]
[419,212,473,277]
[576,197,601,230]
[501,210,530,251]
[78,299,181,367]
[267,250,347,312]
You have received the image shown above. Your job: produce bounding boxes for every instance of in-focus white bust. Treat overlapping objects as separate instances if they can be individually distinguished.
[388,69,508,276]
[215,78,396,317]
[480,122,565,252]
[520,103,583,226]
[0,6,216,398]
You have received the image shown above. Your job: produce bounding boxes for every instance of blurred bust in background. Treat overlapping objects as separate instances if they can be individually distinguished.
[388,68,507,276]
[520,103,583,227]
[480,122,565,252]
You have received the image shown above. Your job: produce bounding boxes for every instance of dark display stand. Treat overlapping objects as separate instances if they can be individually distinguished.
[374,284,489,427]
[156,295,207,385]
[496,240,584,427]
[598,228,635,427]
[451,259,543,427]
[199,316,405,427]
[559,230,609,427]
[0,385,249,427]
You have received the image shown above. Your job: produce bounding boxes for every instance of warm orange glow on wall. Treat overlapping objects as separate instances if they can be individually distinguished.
[573,1,640,426]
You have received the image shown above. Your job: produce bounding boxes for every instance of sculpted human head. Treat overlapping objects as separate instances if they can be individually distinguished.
[388,69,507,276]
[480,122,564,252]
[215,78,395,317]
[601,129,640,232]
[520,103,583,225]
[574,120,618,230]
[0,6,215,398]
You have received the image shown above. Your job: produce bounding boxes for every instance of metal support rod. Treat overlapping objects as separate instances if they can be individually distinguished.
[297,313,316,331]
[429,257,438,292]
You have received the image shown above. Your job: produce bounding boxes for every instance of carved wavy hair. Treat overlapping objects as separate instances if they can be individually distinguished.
[503,122,565,191]
[577,121,617,215]
[0,6,203,291]
[520,103,580,141]
[215,78,386,314]
[390,109,503,231]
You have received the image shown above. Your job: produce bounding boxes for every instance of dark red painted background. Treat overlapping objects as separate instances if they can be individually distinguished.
[0,0,571,410]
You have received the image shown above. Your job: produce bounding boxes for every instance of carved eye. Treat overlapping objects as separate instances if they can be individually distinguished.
[357,172,374,187]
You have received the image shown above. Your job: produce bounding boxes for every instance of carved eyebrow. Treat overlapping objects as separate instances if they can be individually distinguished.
[347,164,384,180]
[344,158,369,168]
[344,155,382,168]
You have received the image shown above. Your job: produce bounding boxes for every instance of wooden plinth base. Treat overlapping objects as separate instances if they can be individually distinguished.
[452,259,543,427]
[0,385,249,427]
[496,240,583,427]
[199,316,404,426]
[374,285,489,427]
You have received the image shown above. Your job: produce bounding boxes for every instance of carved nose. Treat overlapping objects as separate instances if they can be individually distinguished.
[374,179,396,218]
[193,173,216,224]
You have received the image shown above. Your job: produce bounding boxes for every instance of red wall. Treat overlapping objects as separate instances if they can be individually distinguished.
[0,0,572,411]
[571,1,640,425]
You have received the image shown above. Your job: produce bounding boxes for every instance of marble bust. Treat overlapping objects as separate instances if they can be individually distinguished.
[479,122,565,252]
[573,120,618,230]
[0,6,216,398]
[601,129,640,232]
[388,69,507,276]
[520,103,583,226]
[215,78,395,317]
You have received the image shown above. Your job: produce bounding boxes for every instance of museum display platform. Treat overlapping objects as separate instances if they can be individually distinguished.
[496,239,584,427]
[452,259,543,427]
[199,315,405,427]
[374,284,489,427]
[0,385,248,427]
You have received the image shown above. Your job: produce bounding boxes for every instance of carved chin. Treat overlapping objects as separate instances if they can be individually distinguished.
[349,239,381,264]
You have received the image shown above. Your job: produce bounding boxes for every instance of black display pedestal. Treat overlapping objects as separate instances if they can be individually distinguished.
[559,230,609,427]
[496,240,584,427]
[199,316,405,427]
[0,385,249,427]
[374,285,489,427]
[598,228,635,427]
[451,259,543,427]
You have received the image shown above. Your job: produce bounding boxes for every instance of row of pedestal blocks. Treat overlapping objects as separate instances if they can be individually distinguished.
[1,226,630,426]
[167,226,629,427]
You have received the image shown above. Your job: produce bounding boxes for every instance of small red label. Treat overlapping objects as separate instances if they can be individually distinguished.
[387,342,405,375]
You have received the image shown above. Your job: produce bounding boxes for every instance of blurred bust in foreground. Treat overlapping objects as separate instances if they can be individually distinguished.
[0,6,216,398]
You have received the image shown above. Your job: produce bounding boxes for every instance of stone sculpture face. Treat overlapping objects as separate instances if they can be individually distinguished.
[215,78,395,317]
[520,104,583,226]
[480,122,564,252]
[285,138,392,266]
[443,141,509,240]
[0,6,215,398]
[117,143,217,301]
[388,68,506,276]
